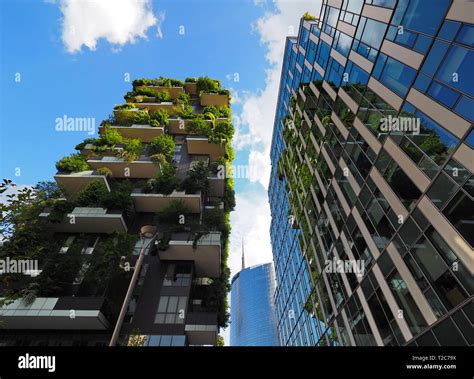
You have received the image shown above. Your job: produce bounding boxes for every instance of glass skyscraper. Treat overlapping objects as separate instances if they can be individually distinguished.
[230,262,280,346]
[269,0,473,346]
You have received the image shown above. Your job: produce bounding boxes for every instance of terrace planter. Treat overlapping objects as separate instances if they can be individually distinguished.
[158,232,221,277]
[200,93,229,107]
[88,156,160,179]
[54,170,111,196]
[39,207,128,234]
[131,189,202,213]
[99,124,164,143]
[186,136,226,161]
[184,82,197,95]
[136,85,183,100]
[139,102,175,111]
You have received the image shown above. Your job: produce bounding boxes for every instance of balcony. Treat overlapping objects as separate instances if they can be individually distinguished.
[186,137,226,161]
[135,85,183,100]
[99,124,164,143]
[200,93,228,107]
[185,312,218,346]
[131,189,202,213]
[0,297,109,330]
[158,232,221,277]
[40,207,128,234]
[184,82,197,95]
[54,170,111,196]
[208,175,225,197]
[88,156,160,179]
[168,118,228,135]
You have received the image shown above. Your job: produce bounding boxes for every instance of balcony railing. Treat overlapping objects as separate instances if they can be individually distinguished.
[40,207,128,234]
[98,124,164,143]
[54,170,111,195]
[87,155,160,179]
[158,232,221,277]
[131,189,202,213]
[185,311,218,346]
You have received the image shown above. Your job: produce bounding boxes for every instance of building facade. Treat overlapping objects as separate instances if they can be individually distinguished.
[269,0,473,346]
[230,262,279,346]
[0,77,235,346]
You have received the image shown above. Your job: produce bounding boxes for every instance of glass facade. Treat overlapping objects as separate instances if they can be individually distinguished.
[230,263,279,346]
[269,0,473,346]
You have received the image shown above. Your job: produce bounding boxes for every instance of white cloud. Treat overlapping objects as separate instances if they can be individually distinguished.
[236,0,322,177]
[57,0,163,53]
[229,191,273,279]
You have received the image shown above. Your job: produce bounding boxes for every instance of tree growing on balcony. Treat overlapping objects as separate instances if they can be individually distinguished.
[149,134,175,160]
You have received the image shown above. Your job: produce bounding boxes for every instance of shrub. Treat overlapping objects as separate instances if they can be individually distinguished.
[178,104,196,119]
[149,109,169,127]
[156,199,190,224]
[101,126,124,145]
[180,161,209,194]
[96,167,113,177]
[114,103,136,110]
[186,117,211,136]
[303,11,317,21]
[119,138,142,162]
[56,153,89,173]
[149,134,175,160]
[154,164,179,195]
[185,77,196,83]
[203,105,231,118]
[150,153,167,166]
[75,180,109,207]
[75,138,96,150]
[133,110,150,124]
[155,90,172,103]
[213,122,234,141]
[197,76,220,93]
[47,200,75,223]
[177,92,190,105]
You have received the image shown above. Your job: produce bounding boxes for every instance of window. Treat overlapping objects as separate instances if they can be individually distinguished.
[383,160,421,210]
[359,18,386,50]
[436,45,473,97]
[427,82,460,108]
[334,31,353,56]
[456,24,474,48]
[374,54,417,97]
[438,20,461,41]
[395,0,451,36]
[387,270,427,335]
[411,237,469,309]
[154,296,188,324]
[443,190,474,247]
[427,172,458,209]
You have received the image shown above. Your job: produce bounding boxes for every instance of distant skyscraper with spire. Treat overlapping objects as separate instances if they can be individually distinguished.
[230,243,279,346]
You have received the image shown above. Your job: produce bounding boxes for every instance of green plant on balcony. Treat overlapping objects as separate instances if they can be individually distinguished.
[114,103,136,110]
[185,77,197,83]
[212,121,234,143]
[303,11,317,21]
[186,117,212,136]
[56,153,89,173]
[196,76,220,93]
[202,105,231,119]
[157,231,171,251]
[204,111,216,126]
[150,153,167,167]
[96,167,113,177]
[149,109,169,127]
[75,138,96,151]
[149,134,175,160]
[118,138,142,162]
[180,161,210,194]
[146,163,179,195]
[178,104,196,119]
[75,180,109,207]
[156,199,190,224]
[46,199,76,223]
[154,90,172,103]
[133,110,150,124]
[176,92,190,106]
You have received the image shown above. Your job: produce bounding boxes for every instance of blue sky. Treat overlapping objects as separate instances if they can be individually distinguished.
[0,0,267,189]
[0,0,319,343]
